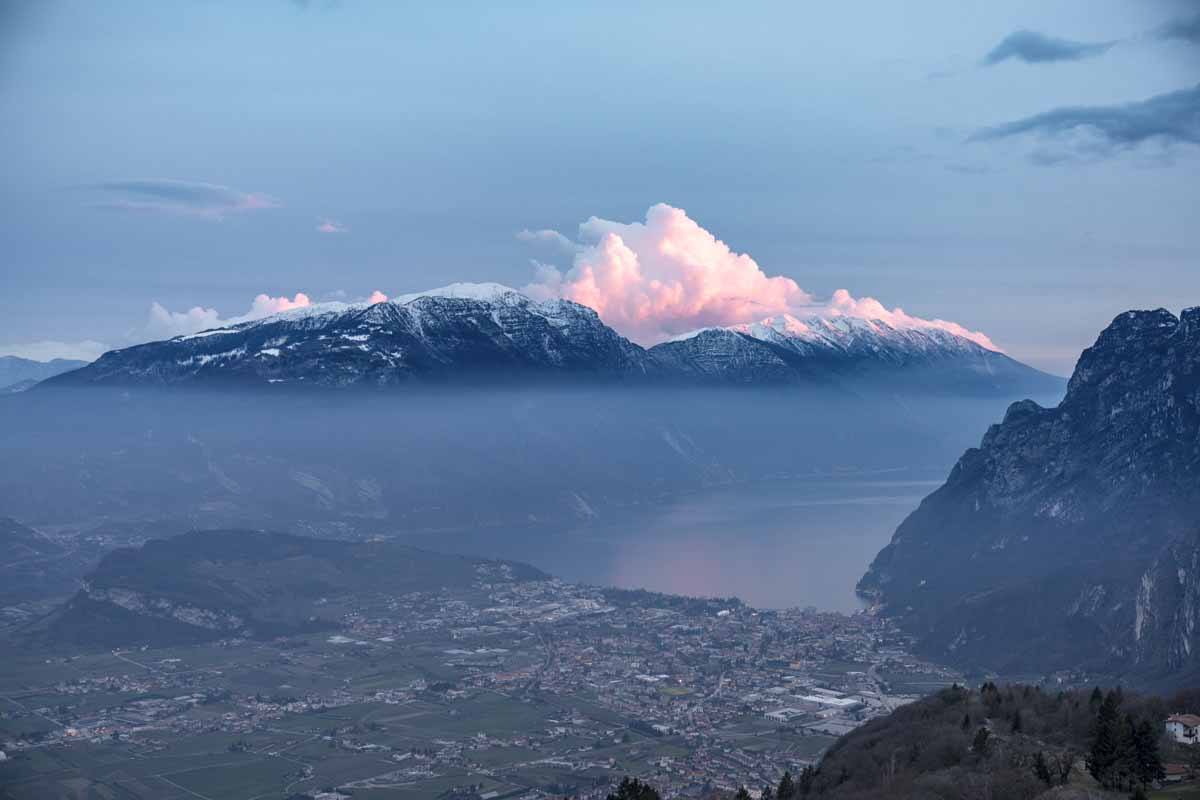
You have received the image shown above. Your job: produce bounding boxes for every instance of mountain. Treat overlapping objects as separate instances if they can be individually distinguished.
[649,314,1060,395]
[858,307,1200,687]
[0,355,88,392]
[44,283,1059,395]
[29,529,547,647]
[47,284,653,388]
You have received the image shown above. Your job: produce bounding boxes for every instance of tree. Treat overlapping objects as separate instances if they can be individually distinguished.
[1051,749,1076,786]
[734,787,752,800]
[797,765,815,797]
[1032,751,1053,786]
[605,777,661,800]
[761,785,775,800]
[1132,718,1165,789]
[776,771,795,800]
[972,726,991,757]
[1087,690,1123,788]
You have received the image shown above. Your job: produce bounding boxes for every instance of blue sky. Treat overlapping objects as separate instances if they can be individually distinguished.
[1,0,1197,373]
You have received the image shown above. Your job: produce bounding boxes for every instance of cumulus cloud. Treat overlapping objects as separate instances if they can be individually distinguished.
[968,84,1200,161]
[317,218,348,234]
[825,290,998,350]
[145,292,312,339]
[93,179,280,219]
[516,228,577,253]
[982,29,1116,65]
[522,204,998,350]
[1155,12,1200,45]
[141,290,394,340]
[524,204,812,345]
[0,340,110,362]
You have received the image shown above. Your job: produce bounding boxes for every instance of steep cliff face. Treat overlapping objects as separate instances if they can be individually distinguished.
[858,308,1200,684]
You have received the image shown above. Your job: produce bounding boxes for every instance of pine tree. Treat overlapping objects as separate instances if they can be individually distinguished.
[776,771,795,800]
[734,787,752,800]
[1132,718,1165,788]
[1086,691,1123,788]
[761,785,775,800]
[797,765,816,797]
[606,777,661,800]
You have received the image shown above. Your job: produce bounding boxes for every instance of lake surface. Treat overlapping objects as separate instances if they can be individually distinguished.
[406,469,944,612]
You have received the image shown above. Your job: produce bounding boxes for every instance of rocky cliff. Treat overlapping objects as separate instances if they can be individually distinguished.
[858,308,1200,686]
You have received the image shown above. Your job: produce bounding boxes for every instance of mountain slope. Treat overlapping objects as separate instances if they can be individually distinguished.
[858,307,1200,686]
[30,529,546,646]
[44,284,1059,395]
[49,284,653,388]
[650,314,1061,395]
[0,355,88,391]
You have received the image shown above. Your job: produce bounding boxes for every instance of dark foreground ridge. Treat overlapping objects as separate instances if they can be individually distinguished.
[860,307,1200,687]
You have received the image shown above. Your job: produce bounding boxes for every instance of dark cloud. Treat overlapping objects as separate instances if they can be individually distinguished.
[93,180,279,218]
[1155,12,1200,44]
[968,84,1200,161]
[982,29,1116,65]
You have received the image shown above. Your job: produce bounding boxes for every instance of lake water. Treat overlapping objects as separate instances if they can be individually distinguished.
[406,469,944,612]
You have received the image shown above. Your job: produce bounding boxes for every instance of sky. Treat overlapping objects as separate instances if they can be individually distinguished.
[1,0,1197,374]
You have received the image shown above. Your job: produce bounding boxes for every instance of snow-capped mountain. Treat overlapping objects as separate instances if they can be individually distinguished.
[51,284,653,388]
[648,313,1060,394]
[46,283,1059,394]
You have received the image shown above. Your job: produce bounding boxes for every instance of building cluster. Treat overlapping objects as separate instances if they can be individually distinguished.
[1,570,960,798]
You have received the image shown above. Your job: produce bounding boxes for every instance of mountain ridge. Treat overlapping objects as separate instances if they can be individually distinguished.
[45,284,1060,395]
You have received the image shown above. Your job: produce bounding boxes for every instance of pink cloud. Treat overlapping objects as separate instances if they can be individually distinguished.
[316,218,348,234]
[826,289,999,350]
[144,292,312,339]
[247,292,311,317]
[368,290,388,304]
[523,203,1000,351]
[525,203,812,344]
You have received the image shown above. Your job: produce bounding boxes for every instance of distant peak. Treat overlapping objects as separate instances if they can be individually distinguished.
[393,282,523,305]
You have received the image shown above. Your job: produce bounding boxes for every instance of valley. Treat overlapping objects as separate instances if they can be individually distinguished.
[0,536,959,800]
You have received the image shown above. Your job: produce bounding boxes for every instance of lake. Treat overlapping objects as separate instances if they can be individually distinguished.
[406,468,944,612]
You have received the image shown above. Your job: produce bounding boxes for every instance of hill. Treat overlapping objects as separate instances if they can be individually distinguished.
[28,529,546,647]
[0,355,88,392]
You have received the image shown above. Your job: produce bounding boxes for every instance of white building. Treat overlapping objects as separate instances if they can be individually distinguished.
[1166,714,1200,744]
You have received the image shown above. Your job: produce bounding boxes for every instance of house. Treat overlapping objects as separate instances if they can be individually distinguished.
[1166,713,1200,744]
[1163,763,1190,783]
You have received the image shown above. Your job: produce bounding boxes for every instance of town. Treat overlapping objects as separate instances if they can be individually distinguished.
[1,565,962,800]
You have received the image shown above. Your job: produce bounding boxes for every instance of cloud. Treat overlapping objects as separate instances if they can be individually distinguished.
[0,340,109,362]
[1155,12,1200,45]
[968,84,1200,161]
[982,29,1116,65]
[145,292,311,339]
[523,204,812,345]
[522,204,998,350]
[317,218,348,234]
[825,290,998,350]
[93,179,280,219]
[367,290,388,304]
[516,228,577,253]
